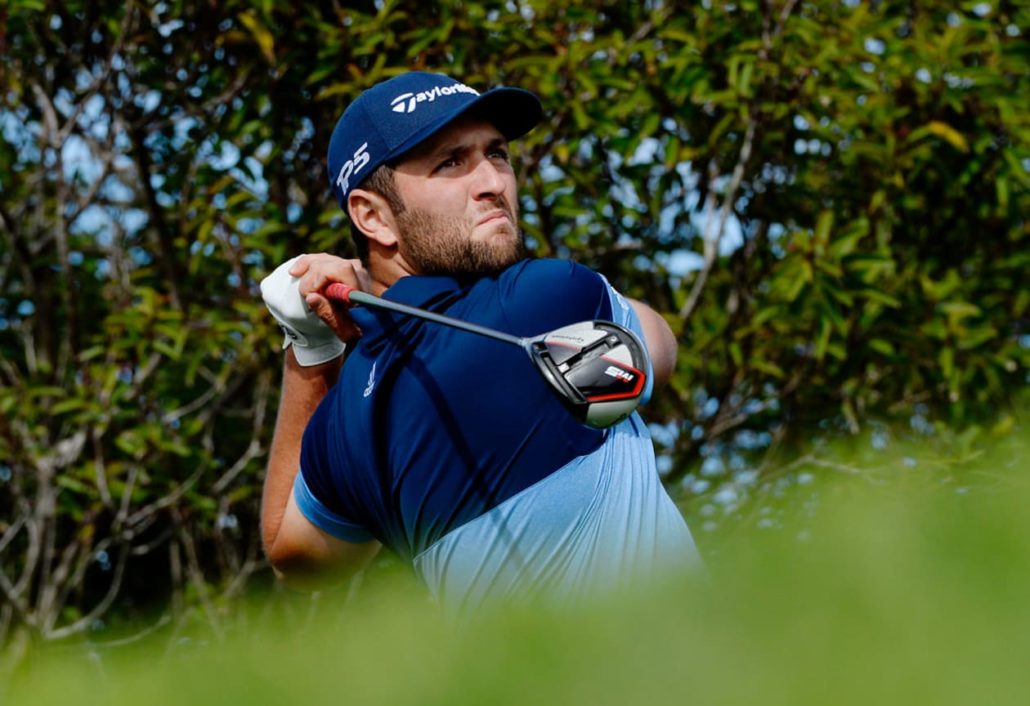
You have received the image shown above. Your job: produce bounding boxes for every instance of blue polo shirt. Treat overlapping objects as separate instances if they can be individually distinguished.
[296,258,698,610]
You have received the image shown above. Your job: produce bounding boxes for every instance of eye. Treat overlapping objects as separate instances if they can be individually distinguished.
[434,157,458,172]
[489,147,510,162]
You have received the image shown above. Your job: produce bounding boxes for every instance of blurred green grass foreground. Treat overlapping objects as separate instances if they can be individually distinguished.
[9,427,1030,706]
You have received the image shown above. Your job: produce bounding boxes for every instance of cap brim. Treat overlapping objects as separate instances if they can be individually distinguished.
[461,87,543,142]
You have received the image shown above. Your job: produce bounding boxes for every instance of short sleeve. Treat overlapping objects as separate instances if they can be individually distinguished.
[296,395,376,543]
[294,471,376,543]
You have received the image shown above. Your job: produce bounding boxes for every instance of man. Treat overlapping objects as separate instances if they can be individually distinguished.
[260,71,700,612]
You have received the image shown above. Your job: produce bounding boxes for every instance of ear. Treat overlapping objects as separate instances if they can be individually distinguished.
[348,189,399,249]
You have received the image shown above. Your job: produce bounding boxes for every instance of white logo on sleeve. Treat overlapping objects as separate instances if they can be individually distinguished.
[363,361,377,398]
[390,83,479,114]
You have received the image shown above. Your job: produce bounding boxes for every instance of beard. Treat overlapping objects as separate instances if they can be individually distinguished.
[396,198,525,278]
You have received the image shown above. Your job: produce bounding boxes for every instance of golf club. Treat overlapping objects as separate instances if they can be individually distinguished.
[324,283,648,429]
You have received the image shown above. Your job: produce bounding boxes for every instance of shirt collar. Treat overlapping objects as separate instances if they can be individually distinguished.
[380,274,465,307]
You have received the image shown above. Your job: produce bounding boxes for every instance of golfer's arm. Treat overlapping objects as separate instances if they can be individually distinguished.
[261,347,341,555]
[270,492,381,591]
[628,299,677,388]
[262,348,380,589]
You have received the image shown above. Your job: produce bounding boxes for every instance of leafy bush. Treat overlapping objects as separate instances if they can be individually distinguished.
[1,0,1025,658]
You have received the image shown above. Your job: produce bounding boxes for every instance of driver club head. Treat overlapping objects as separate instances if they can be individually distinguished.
[528,320,648,429]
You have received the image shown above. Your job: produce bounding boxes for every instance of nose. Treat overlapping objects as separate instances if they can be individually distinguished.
[471,157,506,201]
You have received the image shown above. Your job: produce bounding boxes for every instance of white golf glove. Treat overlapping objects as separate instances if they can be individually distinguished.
[260,256,346,367]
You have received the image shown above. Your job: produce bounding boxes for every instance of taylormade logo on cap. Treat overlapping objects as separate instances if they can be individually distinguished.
[389,82,480,114]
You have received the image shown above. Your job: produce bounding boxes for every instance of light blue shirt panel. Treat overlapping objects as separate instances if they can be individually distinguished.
[412,413,701,615]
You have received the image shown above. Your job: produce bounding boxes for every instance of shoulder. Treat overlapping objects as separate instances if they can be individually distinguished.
[491,259,612,334]
[501,258,604,295]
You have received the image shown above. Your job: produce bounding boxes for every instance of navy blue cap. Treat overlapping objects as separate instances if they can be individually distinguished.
[327,72,542,211]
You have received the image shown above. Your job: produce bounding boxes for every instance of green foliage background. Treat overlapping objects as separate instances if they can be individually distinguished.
[0,0,1026,660]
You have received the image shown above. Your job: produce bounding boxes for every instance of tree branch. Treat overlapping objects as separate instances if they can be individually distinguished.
[31,81,79,367]
[212,371,270,493]
[0,565,34,629]
[44,542,129,641]
[126,120,184,310]
[678,0,798,325]
[39,533,85,633]
[678,119,756,323]
[172,510,224,638]
[125,466,206,528]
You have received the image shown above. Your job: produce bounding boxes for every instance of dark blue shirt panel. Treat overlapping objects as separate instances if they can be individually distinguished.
[299,259,615,559]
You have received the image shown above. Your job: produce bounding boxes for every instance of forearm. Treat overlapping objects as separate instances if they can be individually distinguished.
[261,347,342,555]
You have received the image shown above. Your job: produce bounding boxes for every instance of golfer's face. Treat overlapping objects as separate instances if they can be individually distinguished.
[392,117,520,252]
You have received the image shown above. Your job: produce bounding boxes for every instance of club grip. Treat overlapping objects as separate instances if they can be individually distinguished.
[324,282,356,304]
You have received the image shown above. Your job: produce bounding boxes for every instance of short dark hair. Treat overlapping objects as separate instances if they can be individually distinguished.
[350,164,404,263]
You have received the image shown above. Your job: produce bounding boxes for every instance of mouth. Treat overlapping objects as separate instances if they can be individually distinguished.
[476,210,512,227]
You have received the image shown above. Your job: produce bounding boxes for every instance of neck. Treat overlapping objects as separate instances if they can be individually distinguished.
[366,248,417,295]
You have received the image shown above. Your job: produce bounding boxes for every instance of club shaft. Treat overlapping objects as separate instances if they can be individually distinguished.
[328,285,526,347]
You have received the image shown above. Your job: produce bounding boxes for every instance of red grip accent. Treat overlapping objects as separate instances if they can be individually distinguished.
[325,282,356,304]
